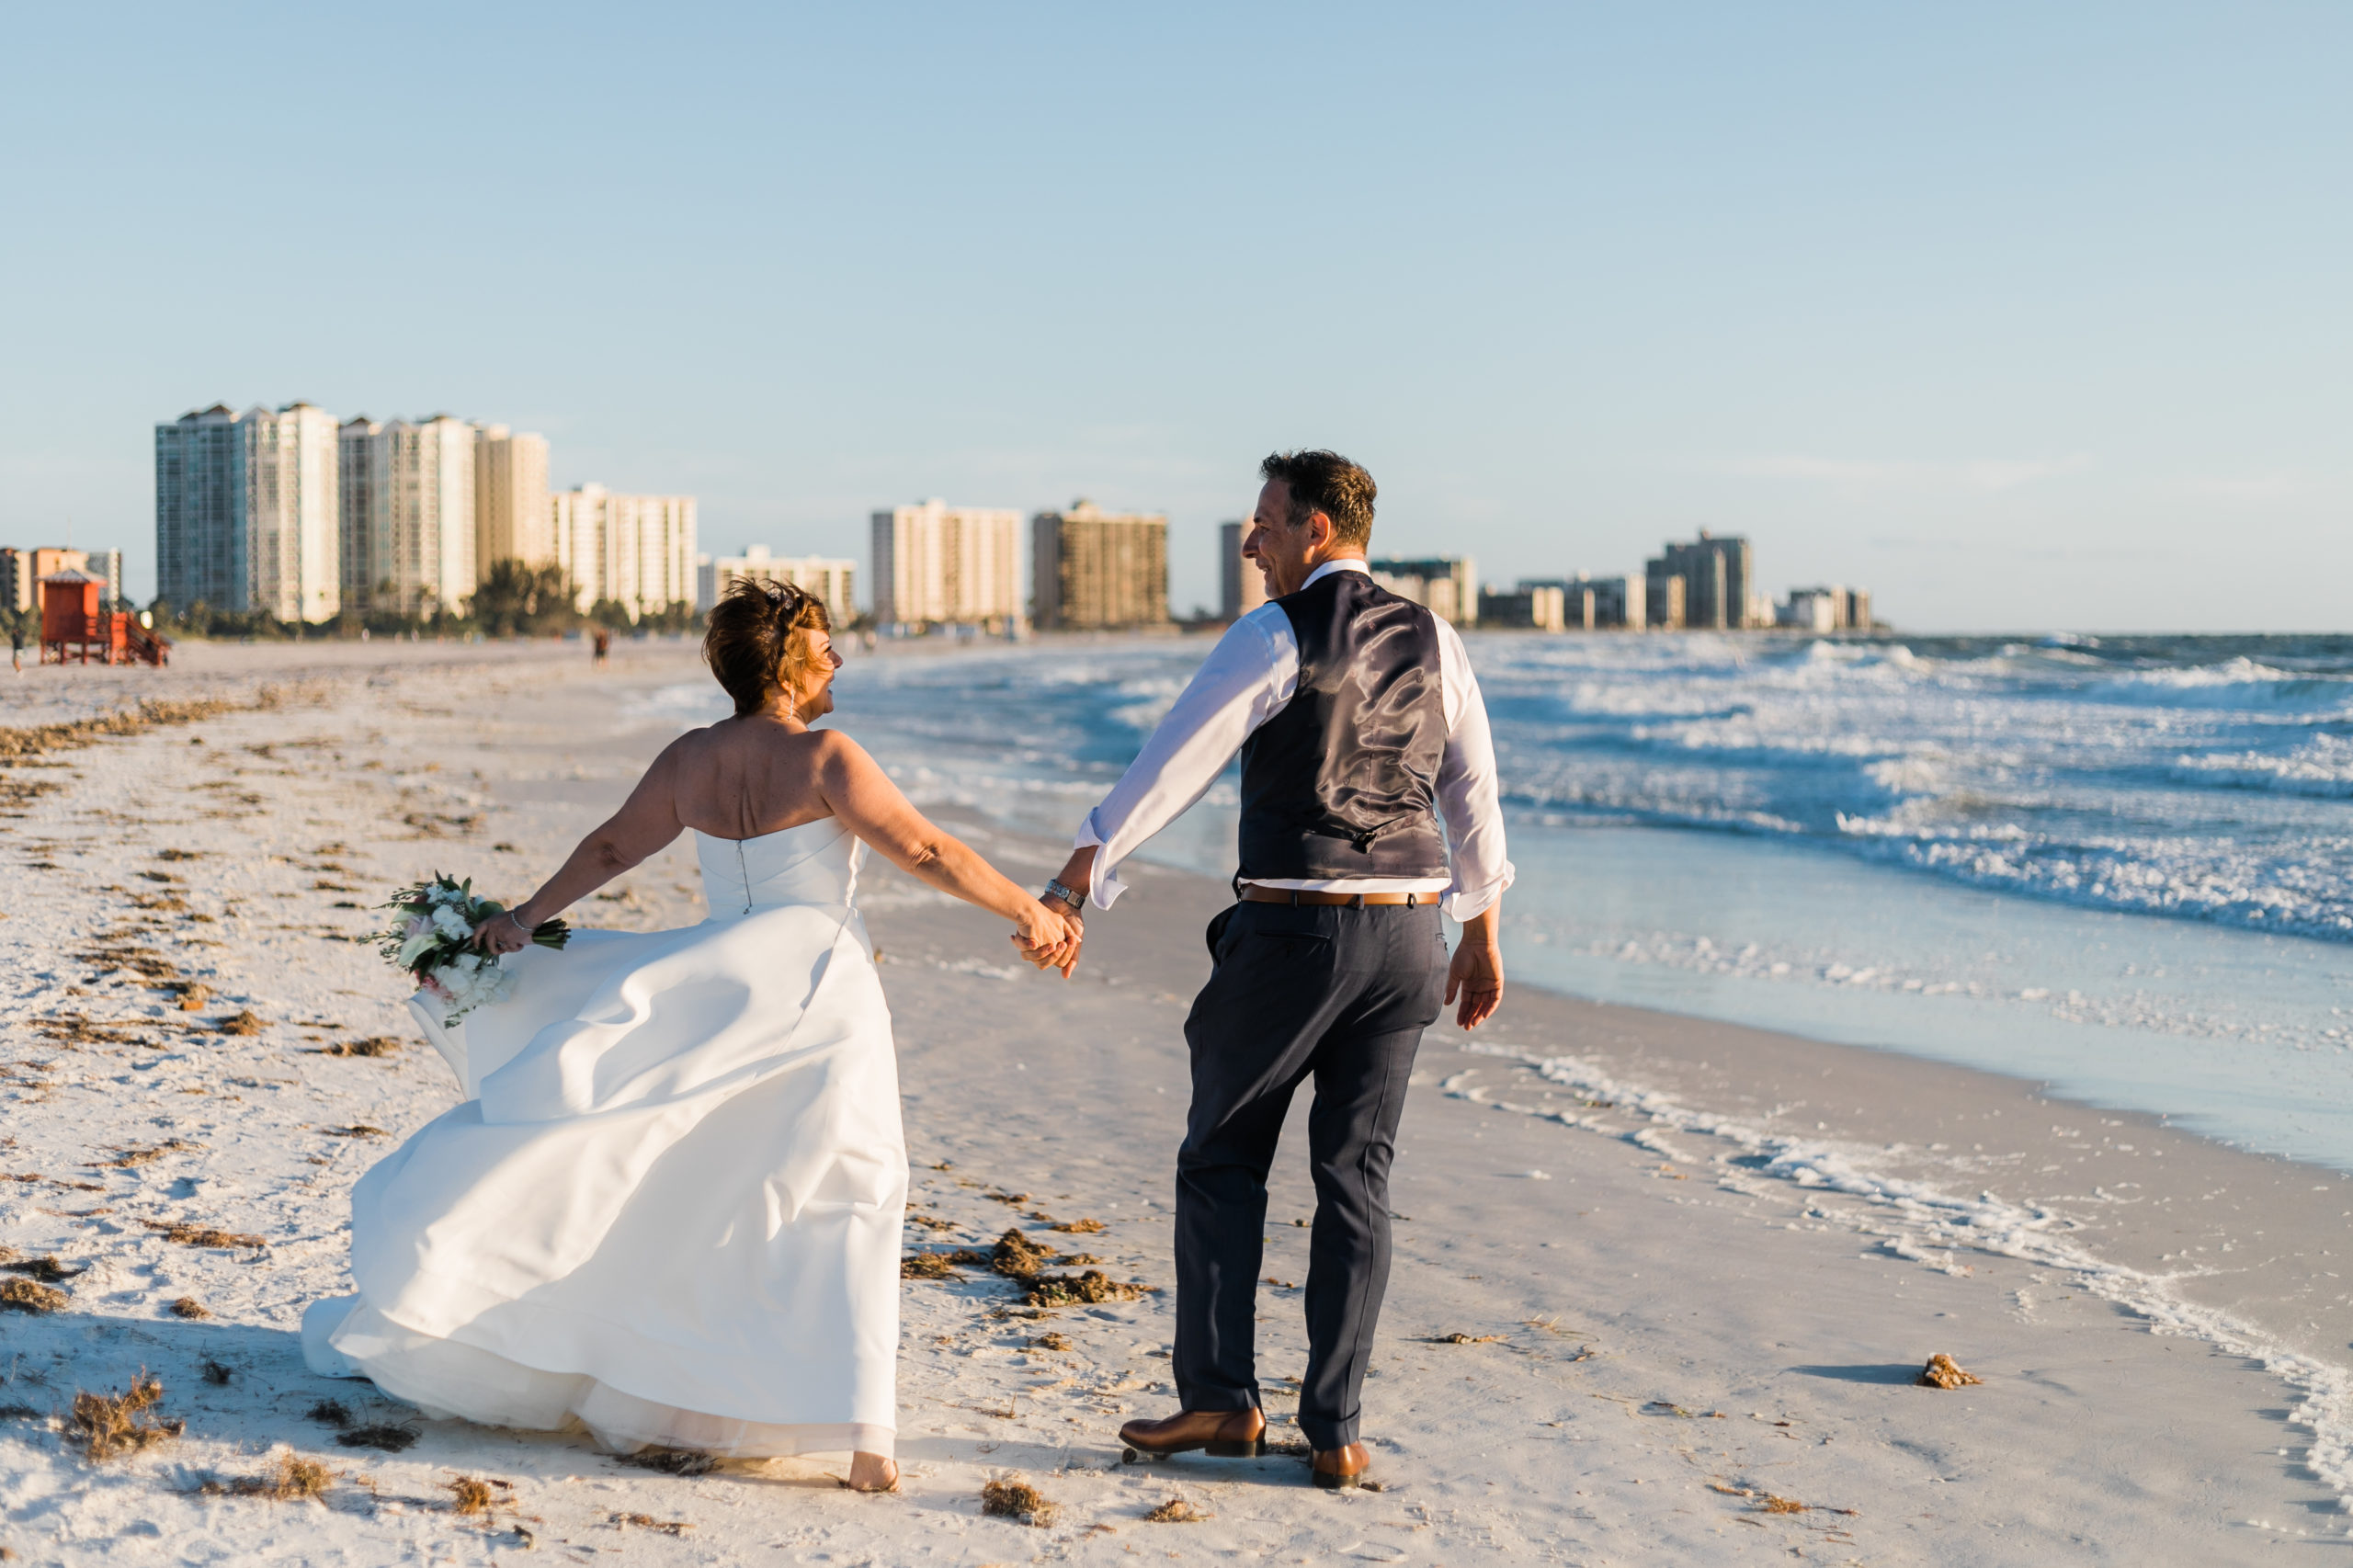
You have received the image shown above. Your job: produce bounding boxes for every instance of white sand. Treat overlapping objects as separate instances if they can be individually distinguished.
[0,638,2344,1564]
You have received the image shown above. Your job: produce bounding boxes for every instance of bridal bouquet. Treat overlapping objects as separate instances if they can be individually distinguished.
[377,874,570,1024]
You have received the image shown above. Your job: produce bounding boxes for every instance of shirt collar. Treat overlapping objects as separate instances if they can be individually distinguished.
[1302,558,1371,590]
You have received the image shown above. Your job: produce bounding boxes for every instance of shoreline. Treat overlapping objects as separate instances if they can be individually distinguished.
[1,638,2346,1562]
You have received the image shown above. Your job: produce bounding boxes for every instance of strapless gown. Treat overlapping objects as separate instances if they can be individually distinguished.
[301,818,905,1459]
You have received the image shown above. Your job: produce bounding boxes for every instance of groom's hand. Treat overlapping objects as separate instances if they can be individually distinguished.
[1017,895,1083,978]
[1445,906,1505,1029]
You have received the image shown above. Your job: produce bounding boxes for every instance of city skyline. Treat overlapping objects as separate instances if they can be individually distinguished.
[4,9,2346,631]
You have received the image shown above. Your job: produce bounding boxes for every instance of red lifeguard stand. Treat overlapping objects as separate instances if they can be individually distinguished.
[40,569,168,666]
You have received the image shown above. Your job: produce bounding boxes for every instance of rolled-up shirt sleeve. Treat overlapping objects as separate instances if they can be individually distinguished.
[1073,609,1292,909]
[1434,624,1515,922]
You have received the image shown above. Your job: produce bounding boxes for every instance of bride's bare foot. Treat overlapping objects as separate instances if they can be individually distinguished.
[845,1451,898,1493]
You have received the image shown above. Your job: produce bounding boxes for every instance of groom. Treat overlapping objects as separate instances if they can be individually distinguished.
[1030,449,1512,1489]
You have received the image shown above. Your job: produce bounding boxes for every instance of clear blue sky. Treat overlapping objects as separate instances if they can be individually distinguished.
[3,4,2345,631]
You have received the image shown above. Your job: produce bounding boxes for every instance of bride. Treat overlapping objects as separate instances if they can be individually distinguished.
[302,579,1080,1494]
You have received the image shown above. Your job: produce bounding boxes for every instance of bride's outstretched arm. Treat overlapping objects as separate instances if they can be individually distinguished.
[814,733,1079,968]
[477,744,687,952]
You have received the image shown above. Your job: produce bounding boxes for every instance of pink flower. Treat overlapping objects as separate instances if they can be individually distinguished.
[421,974,453,1001]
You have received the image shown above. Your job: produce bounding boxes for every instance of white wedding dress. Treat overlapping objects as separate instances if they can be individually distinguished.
[302,818,906,1459]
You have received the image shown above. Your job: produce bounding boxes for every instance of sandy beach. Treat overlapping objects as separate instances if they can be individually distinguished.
[2,638,2347,1565]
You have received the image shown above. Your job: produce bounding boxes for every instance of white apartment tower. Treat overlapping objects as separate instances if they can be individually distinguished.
[338,415,478,615]
[870,498,1022,627]
[551,483,698,619]
[697,546,858,628]
[476,426,551,568]
[154,402,341,621]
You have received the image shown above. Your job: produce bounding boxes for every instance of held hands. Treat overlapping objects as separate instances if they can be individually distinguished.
[1013,897,1083,978]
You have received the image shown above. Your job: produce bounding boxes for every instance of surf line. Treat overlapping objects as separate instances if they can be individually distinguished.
[1446,1040,2353,1516]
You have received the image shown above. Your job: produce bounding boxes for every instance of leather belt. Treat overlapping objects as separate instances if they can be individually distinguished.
[1238,886,1430,908]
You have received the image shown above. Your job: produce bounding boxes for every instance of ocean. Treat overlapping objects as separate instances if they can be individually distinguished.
[636,629,2353,1168]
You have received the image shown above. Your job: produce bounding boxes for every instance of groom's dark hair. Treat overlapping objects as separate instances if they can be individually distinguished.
[1260,449,1376,549]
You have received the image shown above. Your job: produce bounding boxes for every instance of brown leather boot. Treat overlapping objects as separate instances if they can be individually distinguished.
[1311,1442,1371,1490]
[1119,1406,1267,1460]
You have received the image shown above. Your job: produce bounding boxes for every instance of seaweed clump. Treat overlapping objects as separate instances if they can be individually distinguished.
[70,1377,183,1462]
[1916,1353,1983,1390]
[981,1475,1058,1528]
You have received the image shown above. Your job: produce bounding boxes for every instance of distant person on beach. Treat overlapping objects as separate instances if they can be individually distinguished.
[301,578,1079,1494]
[1027,449,1513,1490]
[592,626,611,665]
[9,623,22,674]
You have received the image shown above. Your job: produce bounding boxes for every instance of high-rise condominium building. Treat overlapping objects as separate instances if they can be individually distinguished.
[337,415,477,616]
[476,426,551,569]
[1032,500,1168,630]
[697,546,857,628]
[870,499,1022,627]
[1368,556,1479,626]
[1644,531,1753,631]
[1218,520,1268,620]
[552,484,699,619]
[155,403,341,620]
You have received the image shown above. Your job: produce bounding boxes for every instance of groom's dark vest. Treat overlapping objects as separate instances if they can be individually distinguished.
[1235,570,1449,883]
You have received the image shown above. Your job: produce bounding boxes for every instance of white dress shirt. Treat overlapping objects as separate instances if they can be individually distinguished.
[1074,560,1514,921]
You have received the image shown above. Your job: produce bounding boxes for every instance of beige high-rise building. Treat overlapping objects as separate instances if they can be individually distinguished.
[1219,520,1268,620]
[244,403,340,621]
[697,546,857,628]
[1032,500,1168,630]
[338,415,476,615]
[870,498,1021,627]
[475,426,551,568]
[552,483,699,619]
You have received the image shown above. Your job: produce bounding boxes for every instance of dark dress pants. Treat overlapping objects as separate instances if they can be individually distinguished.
[1173,898,1447,1450]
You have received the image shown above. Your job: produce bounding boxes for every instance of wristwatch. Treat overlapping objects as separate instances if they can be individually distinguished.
[1043,879,1086,914]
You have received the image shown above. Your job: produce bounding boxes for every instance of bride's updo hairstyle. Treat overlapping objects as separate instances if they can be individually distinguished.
[703,577,834,716]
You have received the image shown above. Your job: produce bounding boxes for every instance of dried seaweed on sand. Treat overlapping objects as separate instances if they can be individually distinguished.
[1144,1497,1210,1523]
[306,1400,351,1426]
[902,1251,980,1280]
[201,1451,335,1501]
[0,1278,67,1314]
[142,1221,267,1250]
[608,1511,692,1535]
[1022,1269,1147,1307]
[0,698,244,763]
[216,1011,265,1037]
[980,1476,1059,1527]
[1917,1353,1983,1389]
[168,1297,210,1319]
[1028,1332,1074,1352]
[335,1424,418,1452]
[70,1377,183,1462]
[991,1228,1058,1277]
[618,1447,720,1476]
[1417,1332,1505,1345]
[90,1140,200,1169]
[2,1254,84,1282]
[447,1476,495,1514]
[1049,1217,1108,1233]
[309,1036,404,1058]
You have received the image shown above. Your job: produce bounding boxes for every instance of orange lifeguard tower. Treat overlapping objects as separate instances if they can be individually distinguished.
[40,569,168,666]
